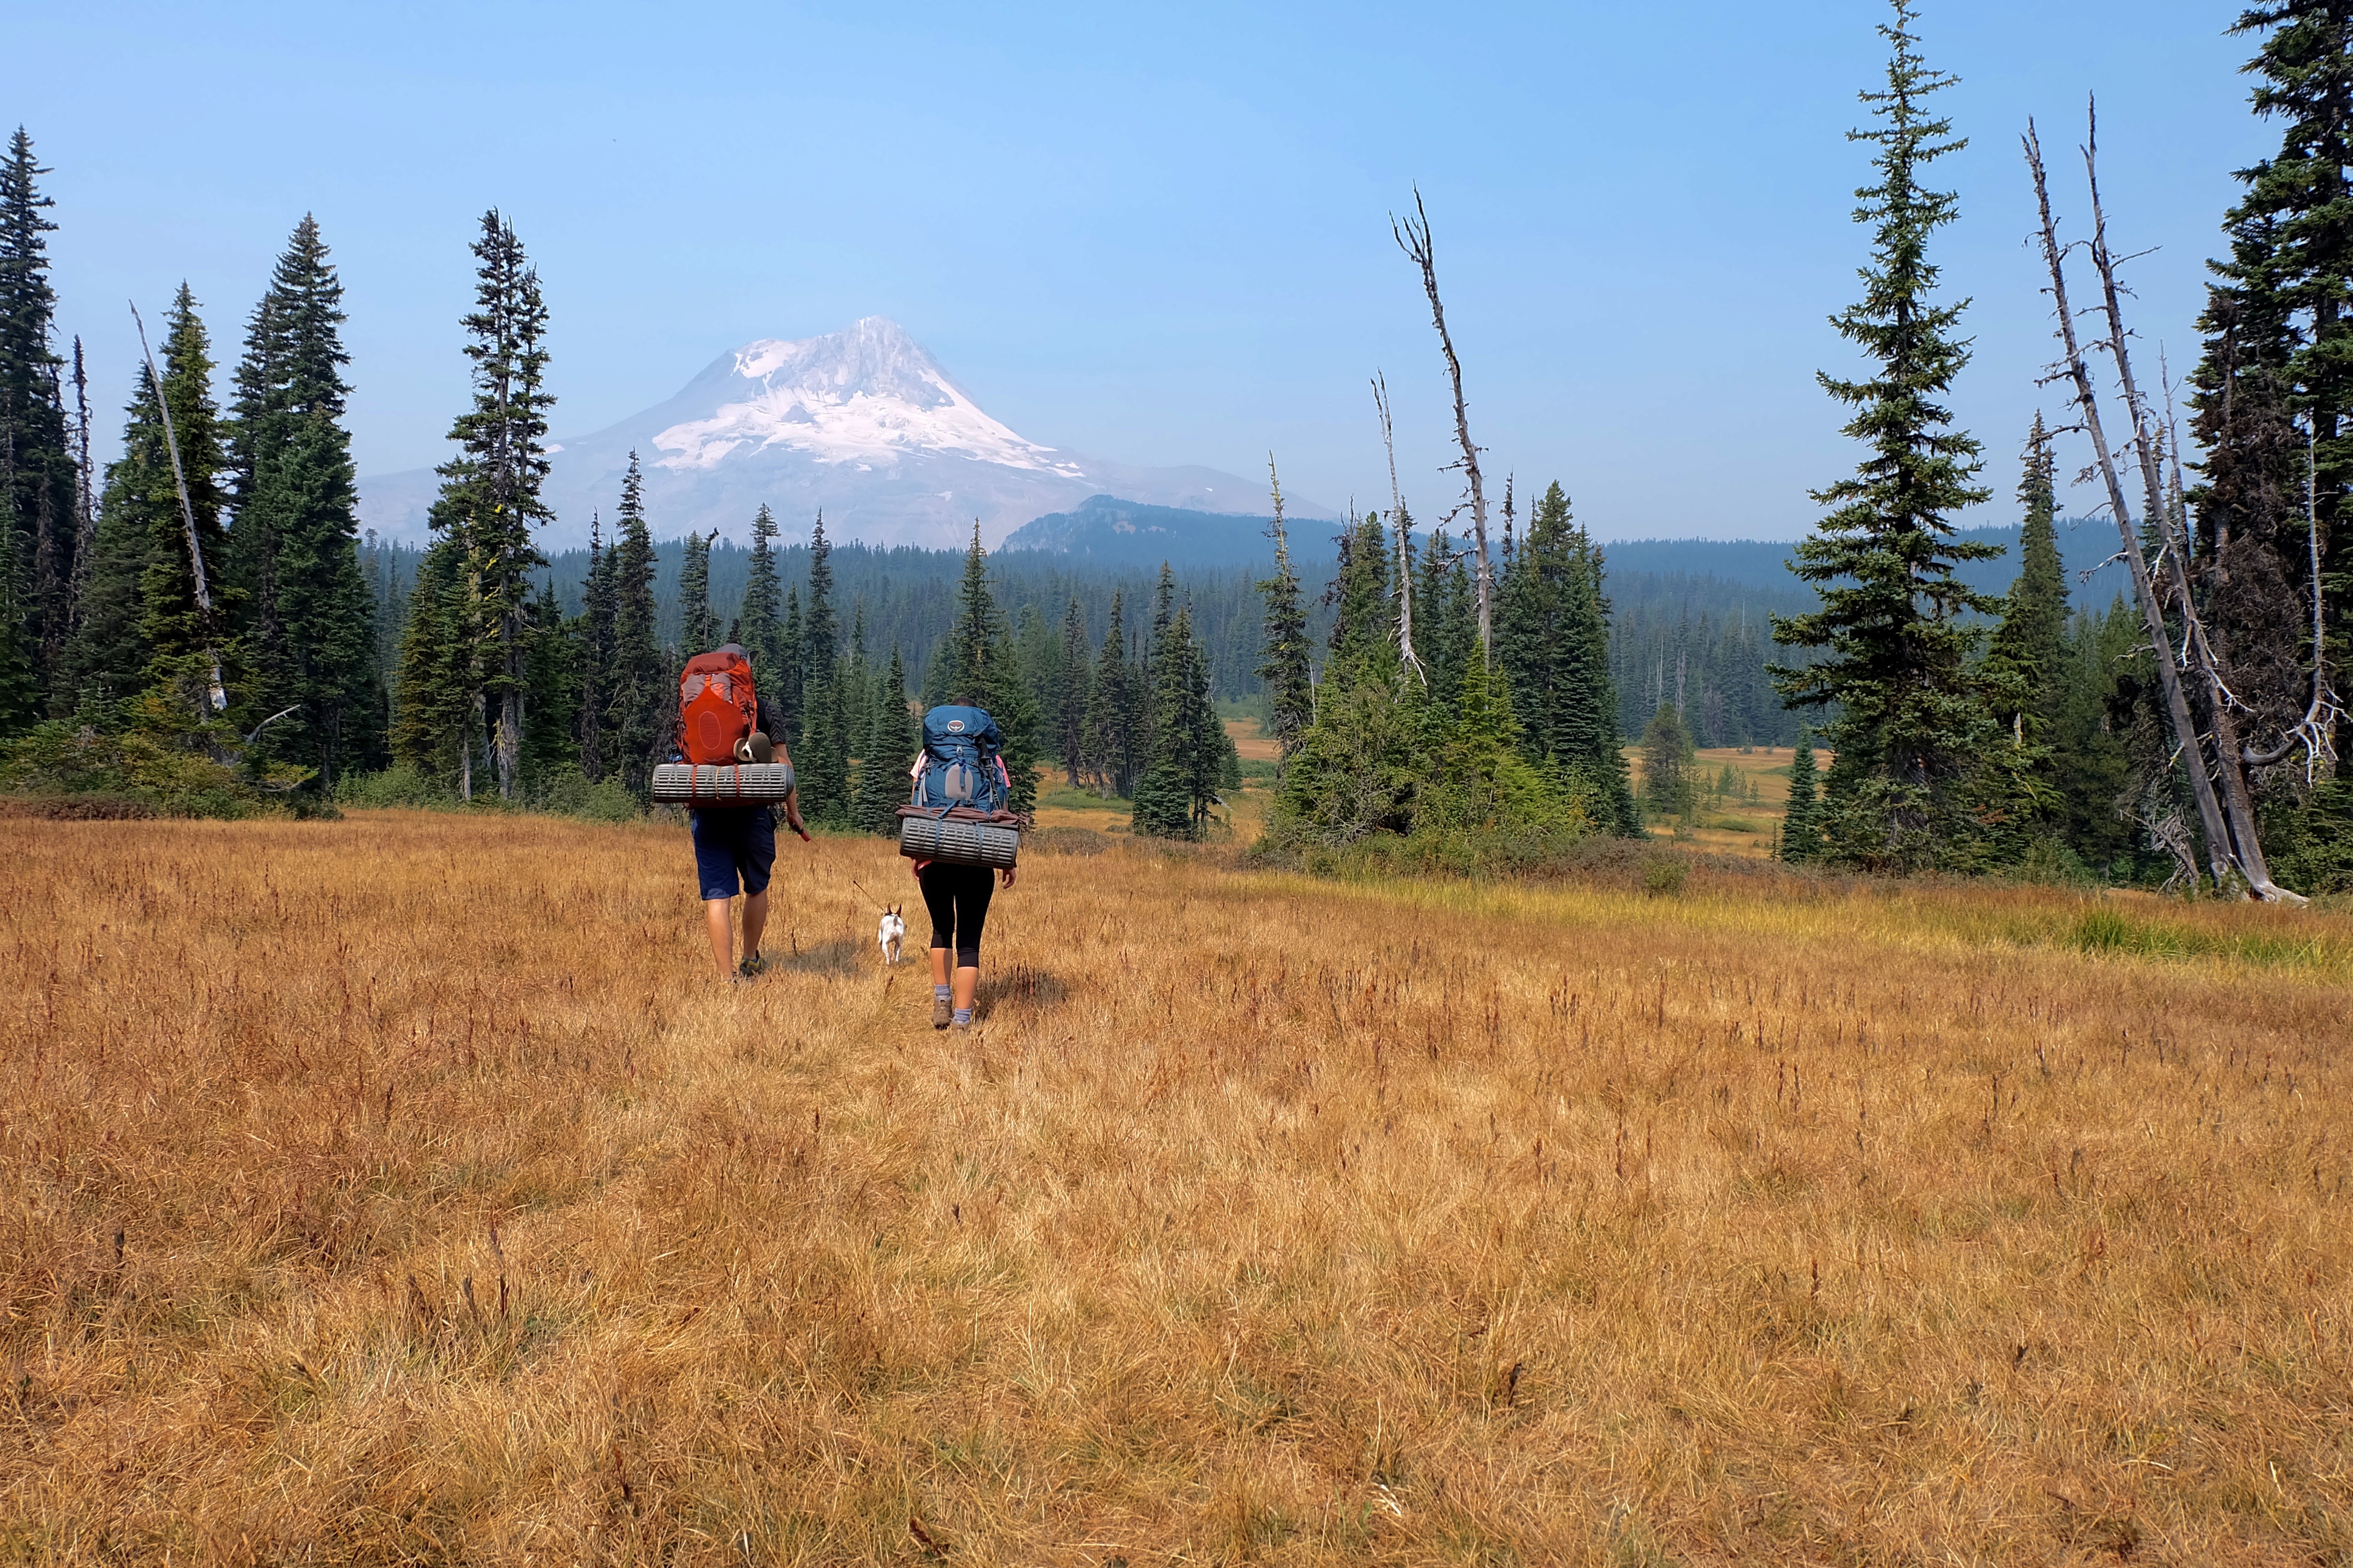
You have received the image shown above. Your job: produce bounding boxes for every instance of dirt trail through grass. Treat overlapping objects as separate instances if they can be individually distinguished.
[2,812,2347,1563]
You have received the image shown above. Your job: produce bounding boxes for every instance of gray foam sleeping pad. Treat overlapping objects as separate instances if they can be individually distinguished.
[898,814,1020,869]
[651,761,798,803]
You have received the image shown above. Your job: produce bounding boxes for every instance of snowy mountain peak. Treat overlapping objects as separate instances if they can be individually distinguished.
[654,317,1085,481]
[357,319,1328,550]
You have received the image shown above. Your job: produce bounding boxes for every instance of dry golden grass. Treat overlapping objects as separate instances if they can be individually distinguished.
[3,810,2349,1564]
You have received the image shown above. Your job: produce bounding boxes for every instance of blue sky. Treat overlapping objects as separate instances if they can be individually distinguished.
[14,0,2276,540]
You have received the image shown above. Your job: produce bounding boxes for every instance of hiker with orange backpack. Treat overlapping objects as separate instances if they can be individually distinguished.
[673,643,809,982]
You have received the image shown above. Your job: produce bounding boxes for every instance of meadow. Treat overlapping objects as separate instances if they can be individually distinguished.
[2,805,2349,1565]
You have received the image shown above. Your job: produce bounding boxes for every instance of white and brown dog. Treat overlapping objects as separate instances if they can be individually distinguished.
[877,905,907,966]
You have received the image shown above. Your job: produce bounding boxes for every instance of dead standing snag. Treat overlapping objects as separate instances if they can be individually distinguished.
[1394,187,1494,655]
[2023,115,2303,902]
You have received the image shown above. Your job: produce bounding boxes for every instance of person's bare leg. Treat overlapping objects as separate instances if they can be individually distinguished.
[930,947,951,987]
[741,889,769,963]
[705,898,736,979]
[954,965,978,1012]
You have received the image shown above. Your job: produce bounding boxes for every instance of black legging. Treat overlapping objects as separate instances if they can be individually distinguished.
[919,863,995,968]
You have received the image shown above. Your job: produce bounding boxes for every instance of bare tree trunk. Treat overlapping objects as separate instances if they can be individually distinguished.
[130,303,226,716]
[2076,110,2299,902]
[67,338,96,634]
[2024,124,2239,892]
[1394,188,1493,653]
[1372,372,1423,684]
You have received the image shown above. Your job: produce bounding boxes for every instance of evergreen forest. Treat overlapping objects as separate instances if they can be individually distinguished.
[2,0,2348,891]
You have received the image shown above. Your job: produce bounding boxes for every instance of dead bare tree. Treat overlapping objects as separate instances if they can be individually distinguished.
[1393,187,1493,654]
[66,336,95,635]
[1371,371,1423,684]
[2025,116,2300,901]
[130,301,227,716]
[2079,109,2294,900]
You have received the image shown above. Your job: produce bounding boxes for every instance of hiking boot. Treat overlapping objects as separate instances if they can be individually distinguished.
[952,1016,973,1034]
[737,952,770,981]
[931,993,953,1029]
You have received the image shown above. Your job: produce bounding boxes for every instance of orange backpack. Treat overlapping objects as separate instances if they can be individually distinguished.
[678,648,759,765]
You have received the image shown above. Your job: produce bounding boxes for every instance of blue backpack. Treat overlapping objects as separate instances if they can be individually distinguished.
[913,705,1006,814]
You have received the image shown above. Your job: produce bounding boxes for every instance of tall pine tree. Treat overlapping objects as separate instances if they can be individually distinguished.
[1054,595,1090,785]
[429,210,554,800]
[738,503,787,687]
[225,215,380,791]
[0,128,79,714]
[1084,589,1139,796]
[798,512,849,825]
[575,513,614,781]
[136,286,235,718]
[604,454,663,795]
[677,528,716,655]
[1495,481,1638,833]
[1770,0,2001,871]
[1256,464,1314,764]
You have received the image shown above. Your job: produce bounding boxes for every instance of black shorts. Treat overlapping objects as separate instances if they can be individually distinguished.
[689,807,775,900]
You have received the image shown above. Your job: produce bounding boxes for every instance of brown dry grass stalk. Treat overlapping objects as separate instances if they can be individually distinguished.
[1,810,2348,1563]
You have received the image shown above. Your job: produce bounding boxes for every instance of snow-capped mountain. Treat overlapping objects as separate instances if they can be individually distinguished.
[356,317,1321,549]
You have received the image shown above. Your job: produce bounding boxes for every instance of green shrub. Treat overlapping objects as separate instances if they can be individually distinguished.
[530,765,641,823]
[0,719,277,820]
[334,763,453,809]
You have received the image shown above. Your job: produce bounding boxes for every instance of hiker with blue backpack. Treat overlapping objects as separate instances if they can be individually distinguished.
[902,700,1019,1032]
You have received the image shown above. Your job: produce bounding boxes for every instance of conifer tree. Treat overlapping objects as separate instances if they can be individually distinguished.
[1413,643,1568,839]
[1255,466,1314,762]
[0,128,80,703]
[1495,481,1638,833]
[390,540,470,780]
[738,503,787,685]
[1640,704,1696,827]
[1084,590,1138,795]
[1780,729,1822,862]
[1771,0,2001,870]
[677,528,716,654]
[2184,1,2353,879]
[0,487,35,732]
[64,363,170,708]
[1130,602,1206,839]
[521,576,577,779]
[1982,417,2068,740]
[778,584,805,739]
[939,522,1038,813]
[576,514,613,781]
[1325,512,1392,672]
[136,286,235,715]
[604,453,663,795]
[428,210,554,800]
[1416,527,1474,706]
[855,645,915,834]
[1054,595,1090,784]
[224,216,380,790]
[798,512,849,824]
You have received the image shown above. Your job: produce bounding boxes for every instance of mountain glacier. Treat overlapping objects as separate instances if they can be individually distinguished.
[356,317,1319,549]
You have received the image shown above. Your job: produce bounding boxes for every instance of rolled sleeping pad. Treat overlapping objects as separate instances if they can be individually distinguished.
[898,813,1020,870]
[651,761,797,804]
